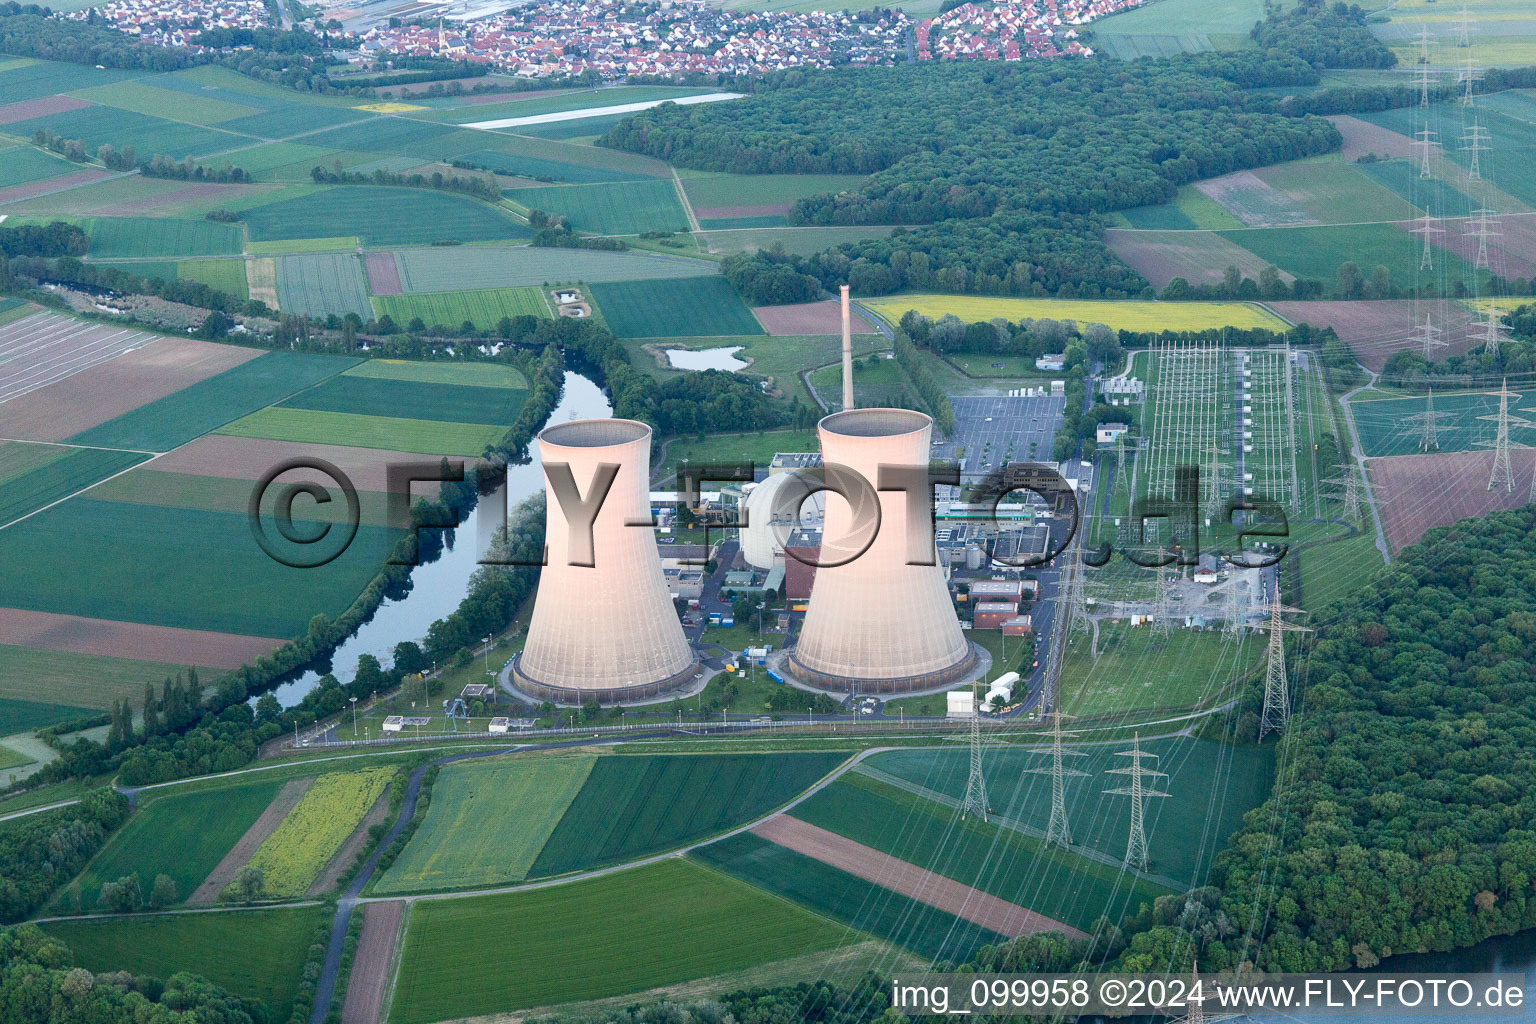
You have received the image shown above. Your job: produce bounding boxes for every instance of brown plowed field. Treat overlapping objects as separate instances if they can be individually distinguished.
[1437,212,1536,282]
[0,607,283,667]
[0,95,92,124]
[1327,115,1417,161]
[342,901,404,1024]
[364,253,402,296]
[1368,449,1536,553]
[188,777,314,905]
[94,183,267,217]
[0,334,260,441]
[755,815,1086,940]
[0,170,108,204]
[1106,229,1292,291]
[753,300,875,336]
[1265,300,1477,371]
[152,434,426,493]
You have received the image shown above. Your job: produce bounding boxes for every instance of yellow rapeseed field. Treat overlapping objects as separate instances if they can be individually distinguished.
[859,295,1289,333]
[353,102,427,113]
[238,768,393,899]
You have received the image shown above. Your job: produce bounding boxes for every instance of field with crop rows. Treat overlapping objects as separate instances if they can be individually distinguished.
[84,217,243,259]
[65,777,284,911]
[176,257,248,297]
[388,245,715,292]
[526,752,844,878]
[237,768,392,898]
[371,286,549,330]
[240,186,528,246]
[0,445,148,526]
[589,277,763,337]
[694,831,1003,962]
[0,646,215,717]
[0,58,137,103]
[275,252,372,319]
[1351,388,1536,457]
[679,171,867,209]
[0,694,94,734]
[216,407,505,457]
[862,295,1288,332]
[504,179,689,235]
[7,104,246,160]
[376,755,595,893]
[1219,222,1484,295]
[343,358,527,388]
[0,145,87,189]
[788,771,1168,932]
[44,907,326,1022]
[388,858,848,1022]
[280,373,527,425]
[66,351,360,451]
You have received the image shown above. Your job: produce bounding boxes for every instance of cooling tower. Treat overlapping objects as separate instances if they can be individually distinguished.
[789,409,975,693]
[512,418,698,705]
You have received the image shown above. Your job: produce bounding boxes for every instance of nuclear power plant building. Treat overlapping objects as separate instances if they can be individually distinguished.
[789,409,976,693]
[513,418,698,705]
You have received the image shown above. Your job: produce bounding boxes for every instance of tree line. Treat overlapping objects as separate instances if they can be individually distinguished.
[309,162,502,202]
[29,131,254,182]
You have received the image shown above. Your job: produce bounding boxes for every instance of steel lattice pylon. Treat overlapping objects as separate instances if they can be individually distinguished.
[1477,378,1535,493]
[1024,711,1088,847]
[1320,470,1364,525]
[1150,545,1175,638]
[961,682,990,821]
[1257,578,1311,741]
[1105,732,1169,872]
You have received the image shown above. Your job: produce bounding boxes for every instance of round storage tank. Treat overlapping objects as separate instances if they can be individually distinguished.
[740,472,825,570]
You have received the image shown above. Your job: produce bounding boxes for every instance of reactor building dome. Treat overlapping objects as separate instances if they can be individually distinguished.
[789,409,975,693]
[739,472,825,570]
[512,418,698,705]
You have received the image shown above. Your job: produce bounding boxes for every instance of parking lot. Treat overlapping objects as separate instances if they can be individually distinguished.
[941,395,1067,479]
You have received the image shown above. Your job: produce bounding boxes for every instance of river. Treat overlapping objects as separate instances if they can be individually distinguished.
[266,371,611,706]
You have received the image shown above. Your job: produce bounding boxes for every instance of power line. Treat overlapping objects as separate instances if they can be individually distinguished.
[1257,578,1312,741]
[961,681,990,821]
[1024,710,1088,847]
[1477,378,1535,493]
[1104,732,1169,871]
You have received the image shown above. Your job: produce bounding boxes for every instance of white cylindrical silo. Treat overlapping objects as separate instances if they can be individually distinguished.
[512,418,697,705]
[789,409,974,693]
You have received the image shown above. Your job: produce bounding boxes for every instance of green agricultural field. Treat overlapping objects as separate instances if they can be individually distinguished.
[371,286,549,330]
[679,171,868,209]
[280,374,528,425]
[0,446,150,526]
[65,777,284,911]
[1058,624,1266,717]
[91,467,393,527]
[1115,184,1247,230]
[389,246,715,292]
[864,739,1275,887]
[241,768,393,898]
[246,236,360,254]
[527,752,845,878]
[85,217,244,259]
[589,277,763,337]
[299,117,472,160]
[44,906,326,1023]
[388,858,848,1022]
[694,832,1004,963]
[1218,222,1484,295]
[0,694,96,734]
[343,358,527,388]
[275,252,372,319]
[790,771,1170,933]
[0,496,399,637]
[0,59,137,103]
[376,755,595,894]
[0,645,212,716]
[72,80,263,126]
[1089,0,1286,56]
[452,148,653,184]
[1355,159,1478,220]
[810,356,912,409]
[217,103,372,141]
[1351,388,1536,456]
[240,186,528,246]
[219,142,344,179]
[176,256,247,297]
[504,179,689,235]
[7,105,247,161]
[67,350,359,452]
[627,332,885,408]
[654,427,822,478]
[0,146,88,189]
[217,407,505,457]
[1253,158,1421,224]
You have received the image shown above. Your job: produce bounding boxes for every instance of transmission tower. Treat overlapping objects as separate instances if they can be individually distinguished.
[1455,4,1473,48]
[1414,213,1444,272]
[961,683,990,821]
[1477,378,1536,493]
[1197,440,1227,522]
[1401,387,1455,452]
[1413,313,1447,362]
[1104,733,1169,872]
[1257,578,1312,741]
[1321,470,1363,525]
[1468,207,1500,271]
[1223,578,1247,636]
[1415,28,1437,106]
[1475,303,1511,358]
[1150,545,1175,637]
[1414,127,1438,179]
[1024,711,1088,847]
[1462,121,1490,182]
[1460,52,1483,106]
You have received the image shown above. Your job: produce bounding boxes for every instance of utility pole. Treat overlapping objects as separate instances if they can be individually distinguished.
[1257,578,1312,741]
[1477,378,1535,493]
[1105,732,1169,871]
[1025,710,1088,847]
[961,682,990,821]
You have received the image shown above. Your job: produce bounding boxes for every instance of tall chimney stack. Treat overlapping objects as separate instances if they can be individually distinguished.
[840,284,854,411]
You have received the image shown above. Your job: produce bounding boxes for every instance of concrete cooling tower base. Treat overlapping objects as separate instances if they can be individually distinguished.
[776,641,989,697]
[508,655,704,707]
